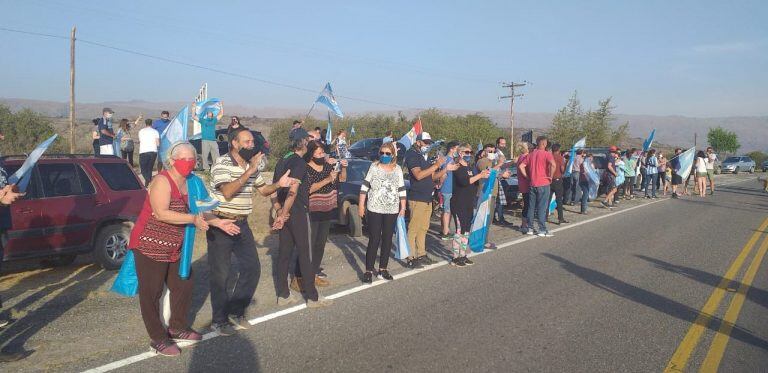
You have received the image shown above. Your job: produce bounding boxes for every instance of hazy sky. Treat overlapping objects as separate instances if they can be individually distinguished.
[1,0,766,117]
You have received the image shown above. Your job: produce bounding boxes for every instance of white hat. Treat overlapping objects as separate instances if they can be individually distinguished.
[416,132,433,143]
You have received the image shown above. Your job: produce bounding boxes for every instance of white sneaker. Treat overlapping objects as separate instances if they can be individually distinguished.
[537,232,554,237]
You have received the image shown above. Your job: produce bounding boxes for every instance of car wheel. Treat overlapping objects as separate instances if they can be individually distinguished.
[734,167,739,174]
[93,223,131,270]
[40,254,77,268]
[348,205,363,238]
[749,166,755,173]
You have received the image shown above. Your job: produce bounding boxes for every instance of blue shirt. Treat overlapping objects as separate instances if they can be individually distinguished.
[404,148,434,202]
[200,117,218,141]
[646,155,659,174]
[152,118,170,135]
[97,118,113,146]
[440,157,454,194]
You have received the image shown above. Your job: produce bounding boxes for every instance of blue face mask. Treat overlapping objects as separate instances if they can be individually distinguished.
[462,155,472,163]
[380,155,393,164]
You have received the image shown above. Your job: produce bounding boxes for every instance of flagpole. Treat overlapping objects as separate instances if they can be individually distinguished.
[305,102,316,121]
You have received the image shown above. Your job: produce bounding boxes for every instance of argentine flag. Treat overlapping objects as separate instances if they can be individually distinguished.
[179,174,219,280]
[642,129,656,152]
[316,83,344,118]
[677,147,696,180]
[393,216,411,260]
[8,134,58,193]
[547,193,557,216]
[583,158,600,201]
[469,169,498,252]
[159,106,189,163]
[326,112,333,144]
[564,137,586,177]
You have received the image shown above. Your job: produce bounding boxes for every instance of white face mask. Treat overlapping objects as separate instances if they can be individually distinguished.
[420,146,430,154]
[487,152,498,161]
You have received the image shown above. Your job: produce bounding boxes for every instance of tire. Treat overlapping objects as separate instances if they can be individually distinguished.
[92,223,132,270]
[348,205,363,238]
[40,254,77,268]
[749,166,755,174]
[734,167,739,174]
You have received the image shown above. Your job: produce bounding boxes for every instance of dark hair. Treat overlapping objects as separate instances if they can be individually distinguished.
[445,141,460,151]
[576,149,584,155]
[385,130,392,136]
[551,143,561,152]
[291,138,307,151]
[92,118,99,126]
[484,143,495,150]
[145,119,153,126]
[696,150,706,158]
[314,127,321,132]
[293,120,302,125]
[230,116,240,125]
[675,148,682,153]
[496,137,506,145]
[648,149,656,155]
[630,147,637,153]
[228,126,250,145]
[161,111,170,116]
[536,135,548,145]
[303,140,325,162]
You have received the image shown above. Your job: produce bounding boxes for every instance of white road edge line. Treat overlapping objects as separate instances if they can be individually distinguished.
[82,177,754,373]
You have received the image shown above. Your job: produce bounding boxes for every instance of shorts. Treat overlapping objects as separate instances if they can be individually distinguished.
[672,174,682,185]
[706,169,714,181]
[697,171,708,178]
[604,175,616,189]
[441,193,452,213]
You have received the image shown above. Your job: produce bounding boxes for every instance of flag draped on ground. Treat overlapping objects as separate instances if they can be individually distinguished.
[316,83,344,118]
[8,134,58,192]
[564,137,586,177]
[677,147,696,180]
[469,169,498,252]
[393,216,411,260]
[583,159,600,200]
[159,106,189,163]
[179,174,219,279]
[398,118,423,150]
[643,129,656,152]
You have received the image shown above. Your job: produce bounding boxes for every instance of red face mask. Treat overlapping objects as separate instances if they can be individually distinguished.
[172,159,196,177]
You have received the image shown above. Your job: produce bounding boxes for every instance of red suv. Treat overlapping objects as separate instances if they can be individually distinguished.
[1,155,145,269]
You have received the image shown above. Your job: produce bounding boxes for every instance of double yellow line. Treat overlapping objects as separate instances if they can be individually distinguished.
[665,216,768,372]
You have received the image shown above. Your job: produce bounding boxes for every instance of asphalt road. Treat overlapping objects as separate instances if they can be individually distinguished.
[92,177,768,372]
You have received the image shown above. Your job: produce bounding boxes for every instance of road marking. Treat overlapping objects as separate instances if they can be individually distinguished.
[664,216,768,373]
[83,178,754,373]
[699,232,768,372]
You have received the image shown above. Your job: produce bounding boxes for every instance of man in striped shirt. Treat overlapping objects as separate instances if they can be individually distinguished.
[207,127,295,336]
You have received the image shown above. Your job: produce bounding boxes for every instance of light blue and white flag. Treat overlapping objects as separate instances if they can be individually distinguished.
[349,124,355,137]
[583,158,601,201]
[393,216,411,260]
[191,98,222,140]
[677,147,696,180]
[326,112,333,144]
[469,169,498,252]
[642,129,656,152]
[8,134,58,193]
[159,106,189,163]
[179,174,219,280]
[316,83,344,118]
[564,137,586,177]
[547,193,557,216]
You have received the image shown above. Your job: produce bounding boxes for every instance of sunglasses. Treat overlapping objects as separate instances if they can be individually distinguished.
[379,151,393,156]
[461,151,473,155]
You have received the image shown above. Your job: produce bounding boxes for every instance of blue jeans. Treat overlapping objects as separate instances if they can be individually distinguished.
[644,172,659,197]
[526,185,551,233]
[579,181,590,213]
[569,173,581,203]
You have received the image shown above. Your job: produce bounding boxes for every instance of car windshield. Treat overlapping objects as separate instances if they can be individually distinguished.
[349,140,367,150]
[724,157,740,163]
[346,161,372,182]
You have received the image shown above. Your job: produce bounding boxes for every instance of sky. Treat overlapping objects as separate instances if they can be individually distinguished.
[1,0,766,117]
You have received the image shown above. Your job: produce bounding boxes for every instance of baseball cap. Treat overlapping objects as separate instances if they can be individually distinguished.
[416,132,433,144]
[609,145,619,152]
[103,107,114,114]
[289,128,311,141]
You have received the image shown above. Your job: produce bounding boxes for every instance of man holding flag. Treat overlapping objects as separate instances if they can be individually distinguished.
[519,136,556,237]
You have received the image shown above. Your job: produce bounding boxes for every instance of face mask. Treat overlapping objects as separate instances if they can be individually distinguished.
[462,155,473,163]
[420,146,430,154]
[312,156,326,165]
[238,147,258,162]
[487,152,498,160]
[172,159,195,177]
[105,113,113,119]
[380,155,393,164]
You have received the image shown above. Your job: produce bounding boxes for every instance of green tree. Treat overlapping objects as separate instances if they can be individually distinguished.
[548,95,629,148]
[707,126,740,154]
[0,104,64,155]
[549,91,583,146]
[746,151,767,166]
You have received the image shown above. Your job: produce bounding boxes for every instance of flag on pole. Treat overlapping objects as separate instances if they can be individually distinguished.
[643,129,656,152]
[469,169,498,252]
[393,216,411,260]
[326,112,333,144]
[564,137,586,177]
[191,83,208,139]
[8,134,58,193]
[677,147,696,180]
[159,106,189,163]
[547,193,557,216]
[316,83,344,118]
[398,118,423,150]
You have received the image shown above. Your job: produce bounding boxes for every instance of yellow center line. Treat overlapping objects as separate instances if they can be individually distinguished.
[699,231,768,372]
[664,216,768,373]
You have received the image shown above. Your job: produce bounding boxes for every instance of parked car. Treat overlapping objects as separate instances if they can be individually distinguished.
[761,159,768,172]
[190,128,269,170]
[719,156,755,174]
[348,138,406,162]
[0,155,145,270]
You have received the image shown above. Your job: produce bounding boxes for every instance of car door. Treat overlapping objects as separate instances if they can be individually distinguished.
[2,167,47,259]
[38,163,98,252]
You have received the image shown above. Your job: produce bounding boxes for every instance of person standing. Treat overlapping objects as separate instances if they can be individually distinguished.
[97,107,116,156]
[332,129,351,159]
[130,142,240,356]
[272,129,333,308]
[477,144,506,227]
[227,116,246,134]
[208,127,296,335]
[706,147,717,195]
[138,119,160,187]
[439,142,459,240]
[451,144,490,266]
[549,144,567,224]
[91,119,100,156]
[643,149,659,199]
[578,154,594,214]
[566,149,584,205]
[358,142,406,283]
[117,117,140,167]
[695,150,708,197]
[193,103,224,171]
[288,120,303,140]
[404,132,448,268]
[516,142,531,232]
[290,141,347,290]
[622,149,637,199]
[658,153,668,196]
[152,111,171,171]
[670,148,683,198]
[0,179,24,362]
[602,148,620,208]
[519,136,556,237]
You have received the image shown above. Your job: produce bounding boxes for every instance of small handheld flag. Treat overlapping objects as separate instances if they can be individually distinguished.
[564,137,586,177]
[316,83,344,118]
[643,129,656,152]
[159,106,190,163]
[8,134,58,192]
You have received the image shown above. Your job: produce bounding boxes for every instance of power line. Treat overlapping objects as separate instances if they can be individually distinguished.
[0,26,421,111]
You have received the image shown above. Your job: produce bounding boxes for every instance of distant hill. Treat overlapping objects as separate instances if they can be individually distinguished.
[2,98,766,152]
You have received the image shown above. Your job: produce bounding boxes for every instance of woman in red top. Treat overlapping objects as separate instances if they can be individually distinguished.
[130,142,240,356]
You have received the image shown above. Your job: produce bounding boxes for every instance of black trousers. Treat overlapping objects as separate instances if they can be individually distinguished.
[139,152,157,187]
[365,211,397,272]
[277,212,318,301]
[206,219,260,324]
[550,178,565,221]
[122,149,135,167]
[294,220,332,277]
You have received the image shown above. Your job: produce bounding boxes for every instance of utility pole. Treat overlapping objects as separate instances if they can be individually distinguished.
[500,81,528,159]
[69,26,76,154]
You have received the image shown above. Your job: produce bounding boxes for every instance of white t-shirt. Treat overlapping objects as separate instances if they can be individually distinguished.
[706,153,717,170]
[696,157,708,173]
[138,127,160,154]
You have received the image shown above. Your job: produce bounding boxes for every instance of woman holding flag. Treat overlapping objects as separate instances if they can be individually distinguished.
[451,144,490,266]
[129,142,240,356]
[358,142,406,284]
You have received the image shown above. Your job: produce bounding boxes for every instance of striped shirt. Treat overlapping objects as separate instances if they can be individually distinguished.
[210,154,265,215]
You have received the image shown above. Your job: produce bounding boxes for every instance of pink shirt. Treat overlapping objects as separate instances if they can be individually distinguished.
[516,153,530,194]
[523,149,554,187]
